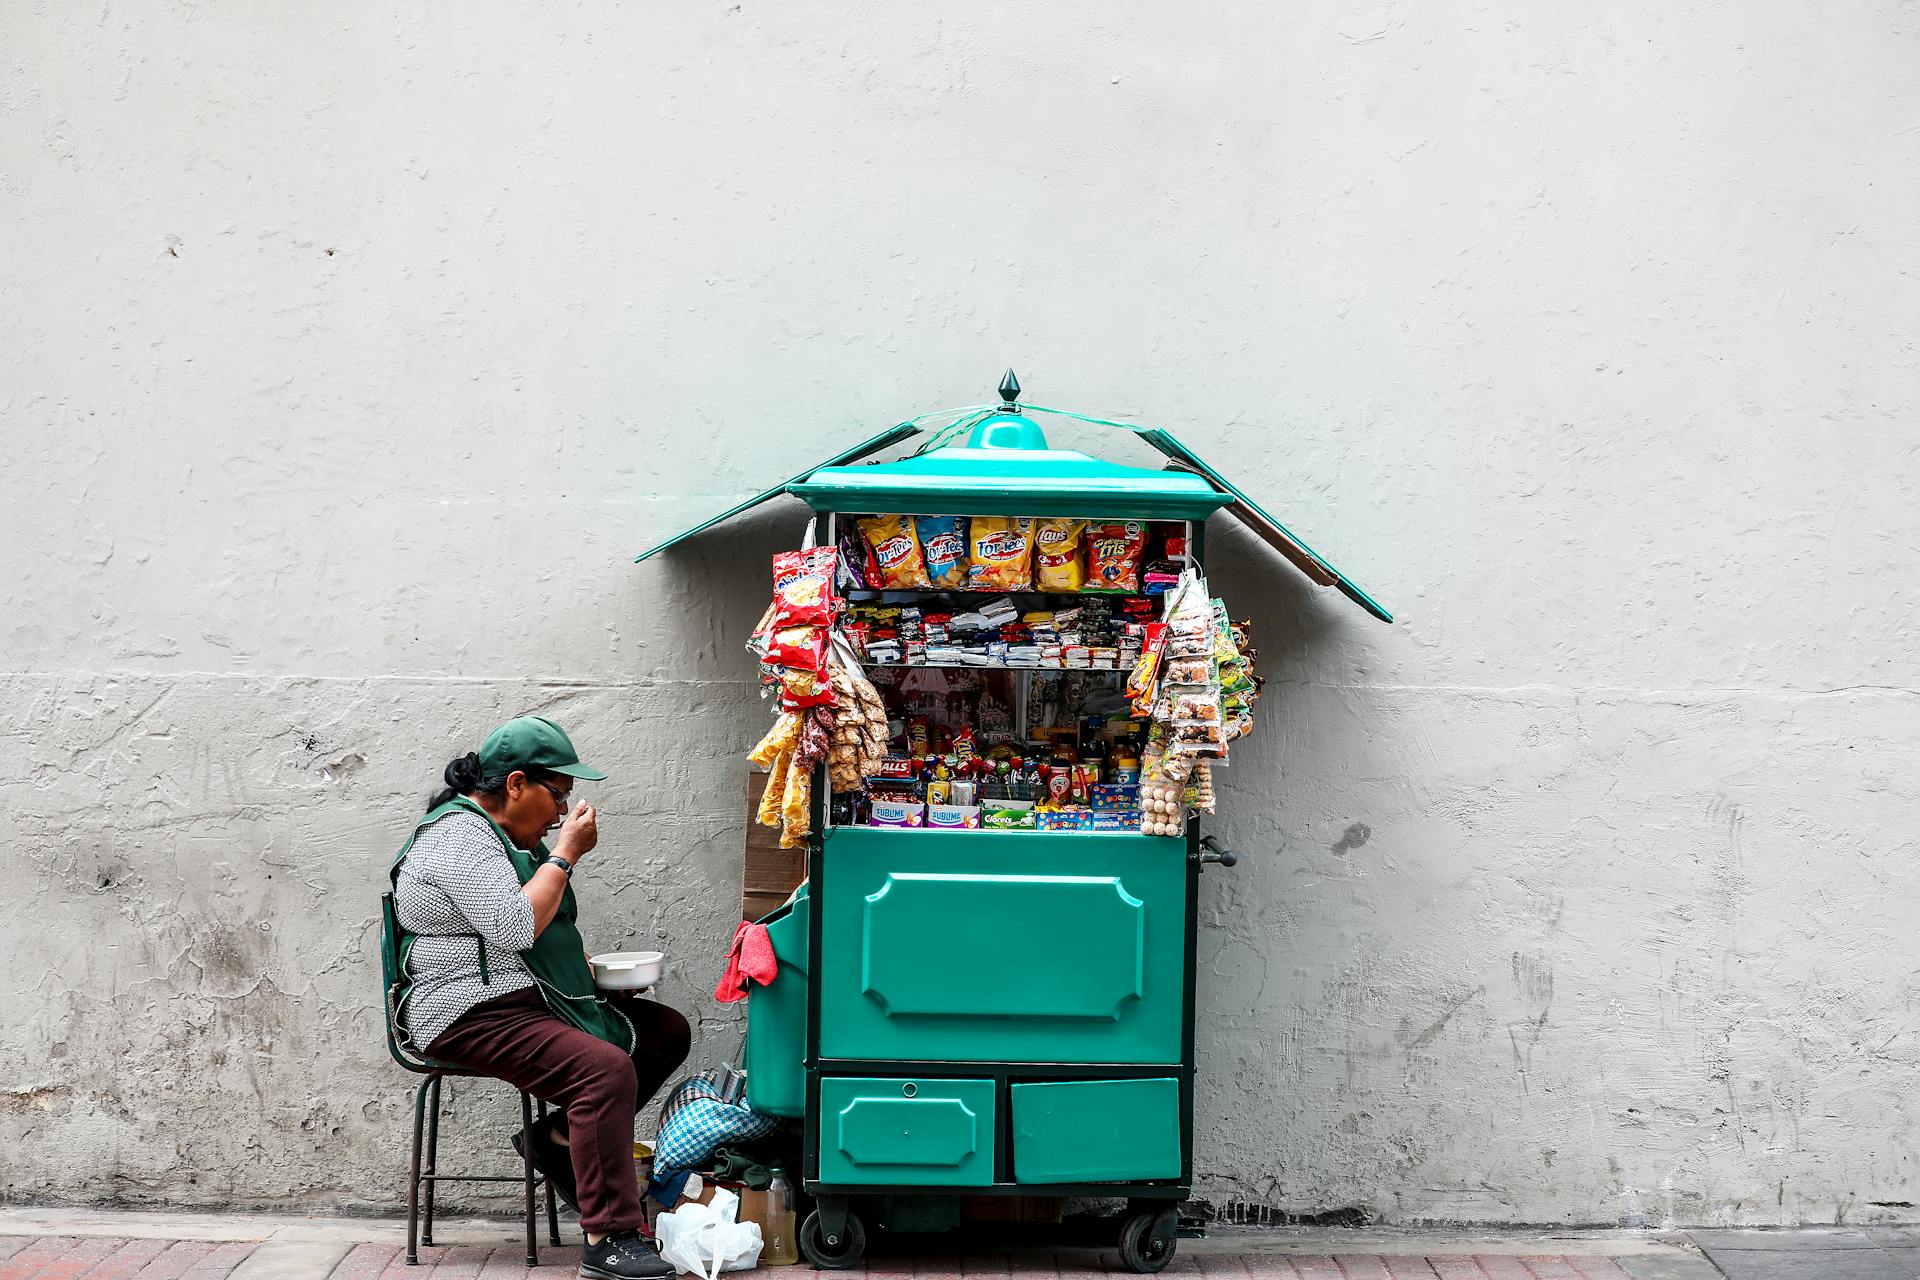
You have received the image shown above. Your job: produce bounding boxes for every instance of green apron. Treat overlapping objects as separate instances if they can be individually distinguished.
[389,796,635,1053]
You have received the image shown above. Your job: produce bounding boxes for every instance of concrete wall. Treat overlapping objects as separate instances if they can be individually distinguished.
[3,0,1917,1227]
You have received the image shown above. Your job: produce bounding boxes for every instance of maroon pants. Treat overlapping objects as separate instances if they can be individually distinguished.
[428,987,692,1234]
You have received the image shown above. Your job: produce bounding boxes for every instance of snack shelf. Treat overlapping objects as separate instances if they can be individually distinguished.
[855,662,1129,673]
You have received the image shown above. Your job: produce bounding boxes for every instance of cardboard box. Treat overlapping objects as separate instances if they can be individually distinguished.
[743,771,807,920]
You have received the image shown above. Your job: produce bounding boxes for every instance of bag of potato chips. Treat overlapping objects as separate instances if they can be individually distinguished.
[966,517,1034,590]
[1032,518,1088,592]
[917,516,969,589]
[859,515,932,590]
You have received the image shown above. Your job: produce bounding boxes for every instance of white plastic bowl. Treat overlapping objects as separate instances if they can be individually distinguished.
[589,950,665,991]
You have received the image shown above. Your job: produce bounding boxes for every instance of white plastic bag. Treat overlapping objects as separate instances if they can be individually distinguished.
[656,1187,764,1278]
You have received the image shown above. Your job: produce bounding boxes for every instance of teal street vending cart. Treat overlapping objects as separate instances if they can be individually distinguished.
[637,374,1388,1271]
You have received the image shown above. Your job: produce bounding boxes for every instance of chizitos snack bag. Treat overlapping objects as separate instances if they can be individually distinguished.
[966,517,1034,590]
[917,516,969,589]
[858,514,932,590]
[1032,518,1088,592]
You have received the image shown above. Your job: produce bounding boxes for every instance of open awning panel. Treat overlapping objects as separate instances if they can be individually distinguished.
[1132,427,1393,624]
[631,414,1392,626]
[632,423,921,563]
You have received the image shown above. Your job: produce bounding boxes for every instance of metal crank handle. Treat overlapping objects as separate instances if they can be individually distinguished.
[1197,835,1239,868]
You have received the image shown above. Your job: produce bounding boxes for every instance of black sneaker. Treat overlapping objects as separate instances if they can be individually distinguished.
[581,1228,675,1279]
[511,1120,580,1214]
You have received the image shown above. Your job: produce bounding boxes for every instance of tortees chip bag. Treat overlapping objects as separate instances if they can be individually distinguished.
[917,516,969,589]
[1032,518,1088,592]
[966,516,1034,590]
[858,515,932,590]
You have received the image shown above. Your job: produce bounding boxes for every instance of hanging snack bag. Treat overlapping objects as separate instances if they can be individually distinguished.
[778,664,837,710]
[1125,622,1169,716]
[967,517,1035,590]
[1085,521,1147,593]
[917,515,970,589]
[766,624,828,671]
[771,546,838,627]
[1032,518,1088,592]
[858,515,933,590]
[1163,656,1214,687]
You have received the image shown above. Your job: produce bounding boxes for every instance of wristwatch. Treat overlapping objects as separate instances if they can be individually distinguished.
[542,854,574,878]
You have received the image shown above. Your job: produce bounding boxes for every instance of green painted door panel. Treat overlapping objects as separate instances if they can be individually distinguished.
[862,873,1144,1020]
[817,1077,995,1186]
[1011,1078,1182,1184]
[744,887,809,1119]
[819,829,1186,1064]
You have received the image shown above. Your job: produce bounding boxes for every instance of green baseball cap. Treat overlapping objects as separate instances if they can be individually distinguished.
[478,716,607,781]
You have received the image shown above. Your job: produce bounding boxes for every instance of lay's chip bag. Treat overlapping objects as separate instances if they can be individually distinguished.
[917,515,969,589]
[1032,518,1088,592]
[967,516,1034,590]
[858,514,933,590]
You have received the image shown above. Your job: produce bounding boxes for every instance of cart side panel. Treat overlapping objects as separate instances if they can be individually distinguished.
[817,828,1187,1064]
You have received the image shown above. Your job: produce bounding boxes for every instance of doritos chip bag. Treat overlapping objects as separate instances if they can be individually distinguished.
[858,515,932,590]
[1032,518,1088,592]
[917,516,969,589]
[967,517,1034,590]
[1085,521,1146,593]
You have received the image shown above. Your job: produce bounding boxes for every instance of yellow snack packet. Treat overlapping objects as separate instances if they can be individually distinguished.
[1032,518,1088,592]
[966,517,1034,590]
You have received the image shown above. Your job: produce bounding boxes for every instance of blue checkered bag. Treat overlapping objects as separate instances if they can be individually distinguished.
[652,1068,782,1173]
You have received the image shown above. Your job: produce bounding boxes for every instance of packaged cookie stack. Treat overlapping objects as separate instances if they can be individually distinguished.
[825,638,889,793]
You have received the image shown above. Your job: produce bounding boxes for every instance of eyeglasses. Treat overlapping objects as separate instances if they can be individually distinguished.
[537,780,574,813]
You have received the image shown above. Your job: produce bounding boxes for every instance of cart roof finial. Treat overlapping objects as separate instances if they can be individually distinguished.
[998,368,1021,412]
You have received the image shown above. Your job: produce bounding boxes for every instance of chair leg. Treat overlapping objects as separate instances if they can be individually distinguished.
[406,1075,431,1266]
[422,1074,442,1247]
[540,1097,562,1245]
[521,1090,539,1266]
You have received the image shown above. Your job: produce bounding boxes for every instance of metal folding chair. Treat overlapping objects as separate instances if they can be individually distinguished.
[381,892,562,1266]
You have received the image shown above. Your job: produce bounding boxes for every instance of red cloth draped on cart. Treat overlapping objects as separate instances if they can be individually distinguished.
[713,921,778,1003]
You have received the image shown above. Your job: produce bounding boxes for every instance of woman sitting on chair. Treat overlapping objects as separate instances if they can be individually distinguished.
[390,716,685,1280]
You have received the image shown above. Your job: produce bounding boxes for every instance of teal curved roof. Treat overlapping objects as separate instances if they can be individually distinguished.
[790,438,1231,521]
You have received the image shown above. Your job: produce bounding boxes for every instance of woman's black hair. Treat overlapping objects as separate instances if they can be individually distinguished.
[425,752,562,812]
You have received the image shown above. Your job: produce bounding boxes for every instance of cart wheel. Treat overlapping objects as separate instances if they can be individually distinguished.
[1118,1211,1177,1274]
[799,1208,867,1270]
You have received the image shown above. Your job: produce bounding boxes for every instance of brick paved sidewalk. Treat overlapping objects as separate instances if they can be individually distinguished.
[0,1236,1662,1279]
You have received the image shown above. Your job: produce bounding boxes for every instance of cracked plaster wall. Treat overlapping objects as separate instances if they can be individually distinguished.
[3,0,1918,1228]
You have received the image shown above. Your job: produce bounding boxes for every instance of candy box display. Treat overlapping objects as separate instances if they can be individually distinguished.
[981,806,1038,831]
[870,798,925,828]
[926,803,982,830]
[1035,808,1095,831]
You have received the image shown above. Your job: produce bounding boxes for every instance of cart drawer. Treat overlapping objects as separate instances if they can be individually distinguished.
[819,828,1186,1064]
[817,1077,995,1186]
[1011,1078,1182,1184]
